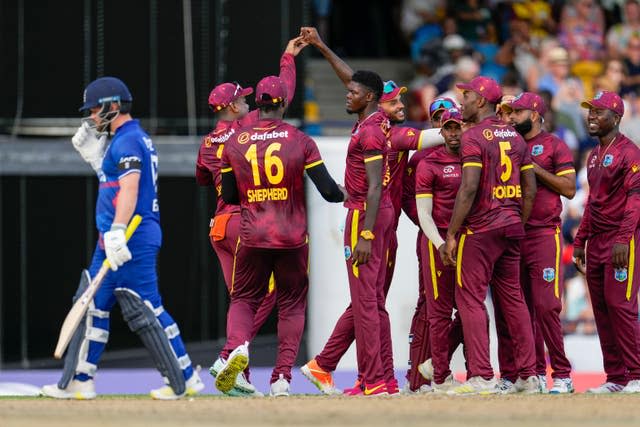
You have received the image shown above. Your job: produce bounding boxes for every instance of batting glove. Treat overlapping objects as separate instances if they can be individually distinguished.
[71,119,107,174]
[103,224,132,271]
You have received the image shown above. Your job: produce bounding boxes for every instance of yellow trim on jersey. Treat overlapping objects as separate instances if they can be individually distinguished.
[216,144,225,159]
[628,237,635,301]
[268,272,276,294]
[463,162,483,168]
[221,167,233,173]
[417,130,425,151]
[554,229,561,299]
[556,169,576,176]
[456,234,467,287]
[428,240,439,300]
[520,164,534,171]
[351,210,360,278]
[364,154,383,163]
[305,160,324,170]
[230,237,241,294]
[416,193,433,199]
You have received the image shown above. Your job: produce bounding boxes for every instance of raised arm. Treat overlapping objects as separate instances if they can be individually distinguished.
[301,26,354,87]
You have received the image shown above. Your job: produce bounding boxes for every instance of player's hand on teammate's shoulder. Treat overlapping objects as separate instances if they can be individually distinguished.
[285,35,308,56]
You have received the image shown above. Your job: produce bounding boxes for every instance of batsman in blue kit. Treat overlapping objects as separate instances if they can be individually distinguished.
[42,77,203,400]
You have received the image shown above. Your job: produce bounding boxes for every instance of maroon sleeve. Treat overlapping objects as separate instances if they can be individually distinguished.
[302,133,323,167]
[615,150,640,244]
[390,126,420,151]
[279,52,296,105]
[401,152,423,226]
[195,137,214,186]
[360,125,386,155]
[415,158,436,196]
[460,131,482,166]
[553,137,576,175]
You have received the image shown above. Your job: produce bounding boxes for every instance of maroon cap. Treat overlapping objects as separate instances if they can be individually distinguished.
[208,82,253,111]
[581,90,624,116]
[255,75,287,105]
[456,76,502,103]
[502,92,547,115]
[440,107,463,126]
[380,80,408,103]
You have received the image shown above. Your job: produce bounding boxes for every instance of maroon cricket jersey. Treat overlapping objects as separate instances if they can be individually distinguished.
[415,145,462,228]
[221,119,323,248]
[461,116,532,233]
[525,130,575,232]
[386,125,423,222]
[402,149,431,226]
[574,133,640,246]
[195,52,297,214]
[344,111,392,211]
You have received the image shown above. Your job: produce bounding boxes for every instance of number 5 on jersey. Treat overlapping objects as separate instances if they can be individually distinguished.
[245,142,284,186]
[499,141,512,182]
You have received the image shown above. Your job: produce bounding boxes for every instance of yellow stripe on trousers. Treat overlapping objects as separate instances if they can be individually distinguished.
[428,240,439,300]
[230,237,241,294]
[554,229,561,299]
[456,234,467,287]
[351,210,360,278]
[628,236,635,301]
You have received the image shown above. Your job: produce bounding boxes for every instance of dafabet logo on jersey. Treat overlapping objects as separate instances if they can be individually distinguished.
[237,132,250,144]
[483,129,494,140]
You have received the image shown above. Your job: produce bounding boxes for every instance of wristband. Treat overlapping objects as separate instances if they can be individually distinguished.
[360,230,375,240]
[110,223,127,232]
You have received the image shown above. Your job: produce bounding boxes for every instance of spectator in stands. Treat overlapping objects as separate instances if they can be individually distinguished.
[402,0,446,62]
[454,0,495,43]
[511,0,558,48]
[597,58,627,93]
[606,0,640,59]
[622,35,640,95]
[537,47,577,97]
[500,70,523,97]
[437,55,480,104]
[495,17,539,91]
[539,90,580,156]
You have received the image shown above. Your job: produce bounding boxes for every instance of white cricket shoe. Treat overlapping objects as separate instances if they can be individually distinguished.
[417,358,434,381]
[621,380,640,393]
[150,370,205,400]
[549,377,574,394]
[215,343,249,393]
[432,374,461,394]
[210,357,263,397]
[498,378,516,394]
[41,379,97,400]
[447,376,499,395]
[515,376,541,394]
[586,382,625,394]
[400,383,433,394]
[538,375,548,394]
[270,374,290,397]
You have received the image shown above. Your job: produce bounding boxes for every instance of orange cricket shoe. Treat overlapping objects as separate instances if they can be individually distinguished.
[300,359,342,395]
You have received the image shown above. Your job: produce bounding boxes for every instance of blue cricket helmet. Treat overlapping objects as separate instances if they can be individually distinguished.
[79,77,133,112]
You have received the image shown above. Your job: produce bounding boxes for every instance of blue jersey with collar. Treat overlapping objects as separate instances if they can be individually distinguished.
[97,120,161,246]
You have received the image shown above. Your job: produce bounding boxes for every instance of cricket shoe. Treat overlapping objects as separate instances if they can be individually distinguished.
[363,380,389,397]
[269,374,290,397]
[400,383,433,394]
[586,382,625,394]
[41,379,96,400]
[150,370,205,400]
[300,359,341,395]
[432,374,461,394]
[621,380,640,393]
[538,375,549,394]
[215,342,249,394]
[210,357,263,397]
[497,378,516,394]
[549,377,574,394]
[418,358,434,381]
[343,379,364,396]
[514,376,541,394]
[448,376,499,395]
[386,378,400,395]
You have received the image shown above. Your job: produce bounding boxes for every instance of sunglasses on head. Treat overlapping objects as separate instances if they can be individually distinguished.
[383,80,399,95]
[430,98,455,114]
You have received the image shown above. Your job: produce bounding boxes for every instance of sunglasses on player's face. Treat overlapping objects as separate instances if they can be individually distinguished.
[383,80,400,94]
[430,98,455,114]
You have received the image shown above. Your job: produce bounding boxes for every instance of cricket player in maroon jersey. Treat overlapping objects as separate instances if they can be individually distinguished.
[414,108,465,393]
[195,37,307,396]
[298,26,444,396]
[214,76,347,397]
[573,90,640,394]
[440,76,539,395]
[495,92,576,394]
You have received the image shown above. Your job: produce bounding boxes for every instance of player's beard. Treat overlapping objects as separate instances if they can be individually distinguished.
[514,118,533,136]
[346,104,366,115]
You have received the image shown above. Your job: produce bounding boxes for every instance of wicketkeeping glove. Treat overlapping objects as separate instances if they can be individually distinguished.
[103,224,132,271]
[71,119,107,174]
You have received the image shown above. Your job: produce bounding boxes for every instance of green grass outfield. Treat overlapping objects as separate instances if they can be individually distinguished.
[3,394,640,427]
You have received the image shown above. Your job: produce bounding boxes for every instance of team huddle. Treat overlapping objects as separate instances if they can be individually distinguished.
[41,26,640,399]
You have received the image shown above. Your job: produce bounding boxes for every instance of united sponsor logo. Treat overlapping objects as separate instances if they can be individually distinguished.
[543,268,555,283]
[531,144,544,156]
[443,165,455,174]
[615,268,628,282]
[603,154,614,167]
[443,164,459,178]
[483,129,494,140]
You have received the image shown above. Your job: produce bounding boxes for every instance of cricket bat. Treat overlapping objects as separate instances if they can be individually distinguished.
[53,215,142,359]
